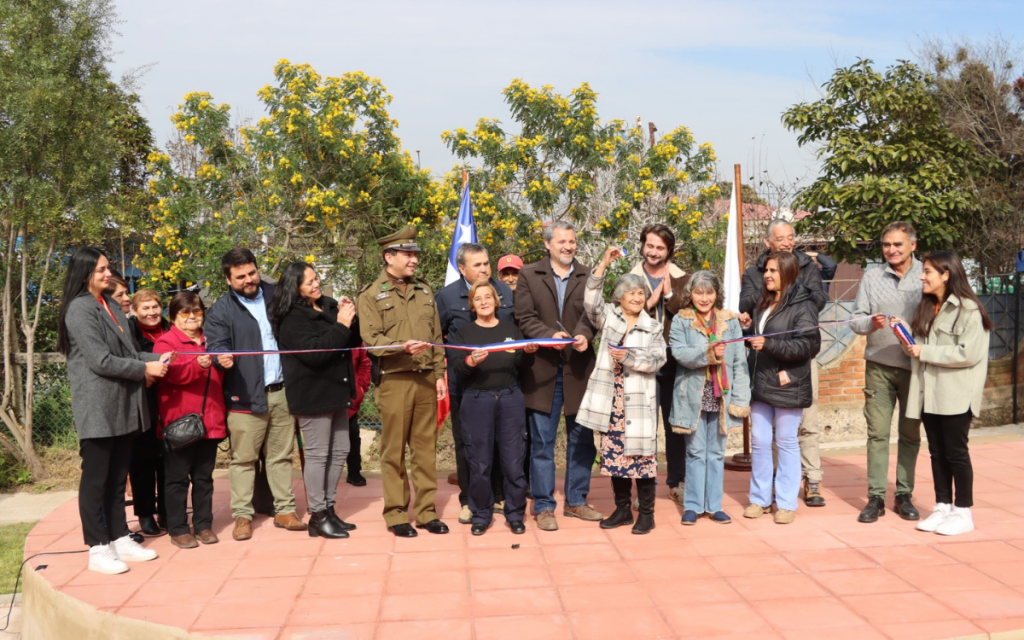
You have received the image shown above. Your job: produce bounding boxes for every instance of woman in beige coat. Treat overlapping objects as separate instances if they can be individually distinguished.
[897,251,992,537]
[577,247,666,534]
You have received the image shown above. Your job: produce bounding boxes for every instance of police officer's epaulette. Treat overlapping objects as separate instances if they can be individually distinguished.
[359,282,374,294]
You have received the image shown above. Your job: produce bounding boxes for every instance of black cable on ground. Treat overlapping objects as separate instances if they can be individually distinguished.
[1,549,88,632]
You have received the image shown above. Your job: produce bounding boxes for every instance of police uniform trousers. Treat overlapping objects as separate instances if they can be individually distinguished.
[378,371,440,527]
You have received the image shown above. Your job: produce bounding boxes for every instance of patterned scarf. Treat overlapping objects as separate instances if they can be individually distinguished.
[694,307,730,398]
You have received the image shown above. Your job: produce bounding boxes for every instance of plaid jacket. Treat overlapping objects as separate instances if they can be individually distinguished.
[576,274,666,456]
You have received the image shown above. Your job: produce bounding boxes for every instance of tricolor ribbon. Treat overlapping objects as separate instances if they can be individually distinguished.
[177,337,577,357]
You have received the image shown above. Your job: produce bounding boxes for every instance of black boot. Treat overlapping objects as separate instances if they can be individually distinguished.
[858,496,885,523]
[327,507,357,532]
[600,477,634,529]
[632,478,656,535]
[308,510,349,539]
[137,515,160,536]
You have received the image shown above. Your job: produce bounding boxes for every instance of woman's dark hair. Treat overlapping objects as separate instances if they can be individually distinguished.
[268,261,316,339]
[168,291,205,322]
[639,223,676,257]
[911,251,994,337]
[757,251,800,311]
[57,247,107,355]
[106,273,129,294]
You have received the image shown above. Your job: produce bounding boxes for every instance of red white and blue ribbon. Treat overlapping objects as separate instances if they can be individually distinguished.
[178,337,576,357]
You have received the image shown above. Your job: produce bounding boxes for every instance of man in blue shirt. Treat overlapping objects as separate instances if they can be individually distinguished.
[206,248,306,541]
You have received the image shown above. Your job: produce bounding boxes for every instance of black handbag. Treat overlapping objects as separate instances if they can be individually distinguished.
[162,368,210,452]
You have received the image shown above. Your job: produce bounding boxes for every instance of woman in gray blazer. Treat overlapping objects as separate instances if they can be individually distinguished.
[56,248,173,575]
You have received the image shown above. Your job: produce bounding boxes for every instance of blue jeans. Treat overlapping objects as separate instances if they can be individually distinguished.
[749,401,803,512]
[529,366,595,514]
[683,411,725,514]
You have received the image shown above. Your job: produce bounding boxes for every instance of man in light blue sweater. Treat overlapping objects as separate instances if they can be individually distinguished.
[850,221,924,523]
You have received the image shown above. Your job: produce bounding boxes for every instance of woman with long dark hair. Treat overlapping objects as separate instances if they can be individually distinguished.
[57,247,173,574]
[269,261,361,538]
[897,251,992,536]
[743,251,821,525]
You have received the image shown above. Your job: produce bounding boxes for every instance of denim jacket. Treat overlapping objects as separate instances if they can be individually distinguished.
[668,309,751,434]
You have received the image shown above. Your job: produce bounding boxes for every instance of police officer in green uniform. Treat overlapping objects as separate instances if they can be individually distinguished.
[357,226,450,537]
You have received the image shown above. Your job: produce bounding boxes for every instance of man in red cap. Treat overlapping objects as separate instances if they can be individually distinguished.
[497,254,523,292]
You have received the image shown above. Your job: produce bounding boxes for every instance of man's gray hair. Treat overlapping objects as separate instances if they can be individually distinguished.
[456,242,487,267]
[543,220,576,242]
[881,221,918,244]
[765,218,794,238]
[611,273,650,305]
[680,270,724,311]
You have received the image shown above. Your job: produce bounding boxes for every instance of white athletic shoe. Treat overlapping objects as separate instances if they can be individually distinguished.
[112,534,159,562]
[88,544,128,575]
[935,507,974,536]
[916,503,952,532]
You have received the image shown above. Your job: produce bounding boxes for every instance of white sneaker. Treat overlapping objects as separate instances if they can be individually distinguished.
[112,534,159,562]
[916,503,952,532]
[935,507,974,536]
[88,544,128,575]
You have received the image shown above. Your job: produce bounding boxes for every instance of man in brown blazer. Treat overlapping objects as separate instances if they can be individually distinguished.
[516,220,600,531]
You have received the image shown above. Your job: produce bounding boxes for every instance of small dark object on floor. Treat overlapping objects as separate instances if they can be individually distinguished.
[129,532,144,544]
[36,565,48,571]
[512,544,520,549]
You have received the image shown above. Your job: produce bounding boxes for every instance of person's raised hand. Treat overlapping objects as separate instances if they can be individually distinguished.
[337,300,356,328]
[738,312,752,329]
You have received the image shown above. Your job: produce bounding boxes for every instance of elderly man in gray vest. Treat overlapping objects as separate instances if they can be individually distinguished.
[851,221,923,523]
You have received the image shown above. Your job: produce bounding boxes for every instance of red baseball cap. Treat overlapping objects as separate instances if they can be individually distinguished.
[497,254,523,271]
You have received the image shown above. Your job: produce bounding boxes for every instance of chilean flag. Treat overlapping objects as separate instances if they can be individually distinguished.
[445,185,477,286]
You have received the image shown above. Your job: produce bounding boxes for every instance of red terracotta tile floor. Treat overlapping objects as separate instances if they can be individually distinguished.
[23,440,1024,639]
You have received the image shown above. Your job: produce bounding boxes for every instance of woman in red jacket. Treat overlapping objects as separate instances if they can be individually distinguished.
[154,292,234,549]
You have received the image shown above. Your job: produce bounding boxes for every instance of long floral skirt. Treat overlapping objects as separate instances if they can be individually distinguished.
[600,362,657,479]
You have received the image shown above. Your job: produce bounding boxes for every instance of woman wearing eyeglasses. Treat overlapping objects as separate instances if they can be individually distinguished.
[153,292,234,549]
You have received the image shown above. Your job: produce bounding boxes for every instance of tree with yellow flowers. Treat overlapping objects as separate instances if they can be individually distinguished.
[137,61,438,294]
[436,80,724,272]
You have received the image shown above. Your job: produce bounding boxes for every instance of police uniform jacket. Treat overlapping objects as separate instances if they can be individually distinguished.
[357,269,445,380]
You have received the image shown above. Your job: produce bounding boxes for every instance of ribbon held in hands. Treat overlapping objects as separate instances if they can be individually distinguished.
[177,337,576,357]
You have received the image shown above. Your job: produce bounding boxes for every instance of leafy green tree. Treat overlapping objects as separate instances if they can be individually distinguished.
[0,0,139,476]
[783,59,997,265]
[138,61,437,295]
[438,80,722,272]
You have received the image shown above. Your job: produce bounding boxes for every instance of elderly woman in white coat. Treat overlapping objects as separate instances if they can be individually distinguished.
[577,246,666,534]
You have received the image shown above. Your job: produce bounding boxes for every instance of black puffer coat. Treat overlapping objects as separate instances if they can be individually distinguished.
[746,284,822,409]
[278,295,361,416]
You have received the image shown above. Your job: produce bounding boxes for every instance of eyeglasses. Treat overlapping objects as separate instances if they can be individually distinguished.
[179,309,204,317]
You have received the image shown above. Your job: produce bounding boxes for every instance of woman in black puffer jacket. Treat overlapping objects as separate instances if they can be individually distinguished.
[743,251,821,525]
[269,262,362,539]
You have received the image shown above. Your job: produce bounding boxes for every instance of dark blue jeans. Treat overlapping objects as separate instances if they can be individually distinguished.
[529,366,595,514]
[461,385,528,524]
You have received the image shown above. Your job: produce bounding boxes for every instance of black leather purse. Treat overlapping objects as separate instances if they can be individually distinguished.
[162,369,210,452]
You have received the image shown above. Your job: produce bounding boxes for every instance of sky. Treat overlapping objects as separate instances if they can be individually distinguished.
[109,0,1023,200]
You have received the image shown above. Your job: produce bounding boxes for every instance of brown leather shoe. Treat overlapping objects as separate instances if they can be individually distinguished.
[196,529,219,545]
[273,512,308,531]
[447,472,459,485]
[232,517,252,541]
[171,533,199,549]
[563,504,603,521]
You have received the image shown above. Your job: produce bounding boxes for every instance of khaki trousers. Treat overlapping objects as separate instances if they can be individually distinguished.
[378,372,439,527]
[799,359,823,484]
[227,388,297,520]
[864,360,921,498]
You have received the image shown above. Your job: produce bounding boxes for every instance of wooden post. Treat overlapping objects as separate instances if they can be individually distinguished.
[648,122,657,148]
[461,169,469,191]
[725,164,753,472]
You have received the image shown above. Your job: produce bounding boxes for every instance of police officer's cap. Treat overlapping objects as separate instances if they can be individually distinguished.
[377,225,420,253]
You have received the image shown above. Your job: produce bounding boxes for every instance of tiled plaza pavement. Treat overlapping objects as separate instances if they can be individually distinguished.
[24,440,1024,640]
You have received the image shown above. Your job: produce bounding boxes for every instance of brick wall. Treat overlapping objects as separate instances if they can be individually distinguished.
[818,335,1024,426]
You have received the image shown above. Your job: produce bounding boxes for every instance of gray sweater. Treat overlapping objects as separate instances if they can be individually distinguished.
[850,259,923,370]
